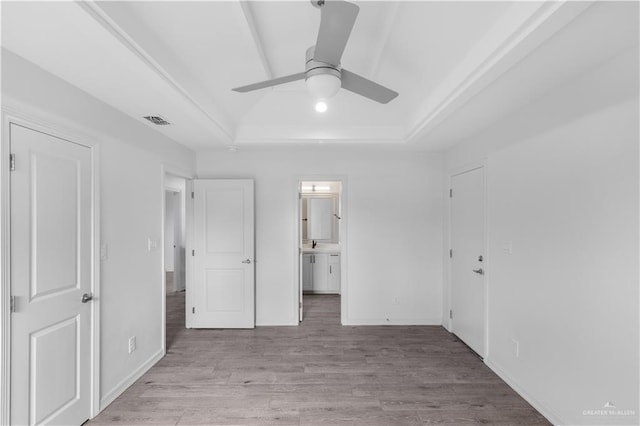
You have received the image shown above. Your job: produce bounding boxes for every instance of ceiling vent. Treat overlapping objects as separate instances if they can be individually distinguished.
[143,115,171,126]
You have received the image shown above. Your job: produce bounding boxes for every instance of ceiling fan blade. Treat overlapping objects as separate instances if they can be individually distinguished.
[232,72,306,92]
[314,0,359,66]
[341,69,398,104]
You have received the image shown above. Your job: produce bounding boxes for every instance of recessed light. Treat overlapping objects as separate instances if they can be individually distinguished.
[315,101,328,113]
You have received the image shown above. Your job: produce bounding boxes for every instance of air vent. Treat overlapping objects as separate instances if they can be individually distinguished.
[143,115,171,126]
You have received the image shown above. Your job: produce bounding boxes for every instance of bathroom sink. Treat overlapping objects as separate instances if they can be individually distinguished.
[302,243,340,254]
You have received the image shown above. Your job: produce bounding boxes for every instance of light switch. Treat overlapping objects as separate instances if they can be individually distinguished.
[100,243,108,261]
[147,237,159,252]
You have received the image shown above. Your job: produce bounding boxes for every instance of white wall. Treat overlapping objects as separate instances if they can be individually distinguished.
[196,150,444,325]
[2,50,196,408]
[444,48,639,425]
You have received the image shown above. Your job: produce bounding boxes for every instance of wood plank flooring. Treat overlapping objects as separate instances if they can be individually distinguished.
[88,294,550,425]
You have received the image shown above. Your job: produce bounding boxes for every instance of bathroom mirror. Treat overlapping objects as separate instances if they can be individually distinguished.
[302,195,339,243]
[308,198,333,240]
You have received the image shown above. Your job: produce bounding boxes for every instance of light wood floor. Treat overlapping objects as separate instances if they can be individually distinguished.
[88,293,550,425]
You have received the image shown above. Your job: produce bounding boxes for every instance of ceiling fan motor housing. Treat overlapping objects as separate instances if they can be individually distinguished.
[305,45,341,81]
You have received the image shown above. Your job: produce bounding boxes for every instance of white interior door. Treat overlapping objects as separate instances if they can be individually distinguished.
[450,167,485,356]
[10,124,93,425]
[190,179,255,328]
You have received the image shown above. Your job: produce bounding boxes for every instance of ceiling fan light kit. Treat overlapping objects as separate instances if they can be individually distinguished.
[232,0,398,106]
[305,46,341,100]
[314,101,328,113]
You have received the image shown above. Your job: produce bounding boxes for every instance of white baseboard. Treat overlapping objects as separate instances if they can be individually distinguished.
[98,348,164,412]
[255,322,299,326]
[484,357,562,425]
[343,317,442,326]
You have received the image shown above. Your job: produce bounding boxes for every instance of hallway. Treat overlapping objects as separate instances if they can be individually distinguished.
[88,294,549,425]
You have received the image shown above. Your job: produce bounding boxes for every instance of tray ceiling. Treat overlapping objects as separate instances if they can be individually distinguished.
[2,1,638,150]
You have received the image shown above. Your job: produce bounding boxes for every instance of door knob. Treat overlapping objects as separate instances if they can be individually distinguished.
[81,293,93,303]
[241,259,252,264]
[473,268,484,275]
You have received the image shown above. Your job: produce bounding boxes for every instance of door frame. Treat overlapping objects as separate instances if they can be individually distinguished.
[0,107,102,423]
[294,176,348,325]
[160,166,192,352]
[447,162,489,359]
[164,189,178,291]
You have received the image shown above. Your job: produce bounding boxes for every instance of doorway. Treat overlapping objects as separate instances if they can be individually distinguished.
[164,190,183,293]
[163,174,186,350]
[298,180,343,323]
[450,166,486,357]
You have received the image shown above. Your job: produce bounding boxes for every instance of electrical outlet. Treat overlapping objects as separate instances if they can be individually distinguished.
[511,338,519,358]
[502,240,513,254]
[128,336,136,354]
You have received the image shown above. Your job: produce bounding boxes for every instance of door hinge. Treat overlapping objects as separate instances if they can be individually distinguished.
[449,309,453,319]
[192,249,195,256]
[10,296,16,313]
[449,249,453,258]
[9,154,16,172]
[449,188,453,198]
[191,191,194,199]
[192,307,195,314]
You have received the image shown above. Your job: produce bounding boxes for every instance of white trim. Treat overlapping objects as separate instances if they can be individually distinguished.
[99,349,164,410]
[448,159,485,178]
[160,166,192,350]
[481,163,490,361]
[163,164,195,186]
[238,1,273,80]
[0,112,13,426]
[484,357,560,425]
[90,142,102,419]
[2,100,105,151]
[294,175,348,325]
[0,108,102,422]
[184,179,194,329]
[160,167,167,357]
[344,317,442,326]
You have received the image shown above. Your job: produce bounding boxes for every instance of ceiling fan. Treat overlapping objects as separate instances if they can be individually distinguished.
[232,0,398,105]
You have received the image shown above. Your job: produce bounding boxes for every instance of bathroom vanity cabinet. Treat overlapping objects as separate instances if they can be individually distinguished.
[302,253,340,293]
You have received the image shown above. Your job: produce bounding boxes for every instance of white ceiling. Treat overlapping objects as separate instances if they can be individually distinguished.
[1,1,638,151]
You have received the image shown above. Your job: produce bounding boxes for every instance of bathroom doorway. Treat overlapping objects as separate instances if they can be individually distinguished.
[297,180,344,323]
